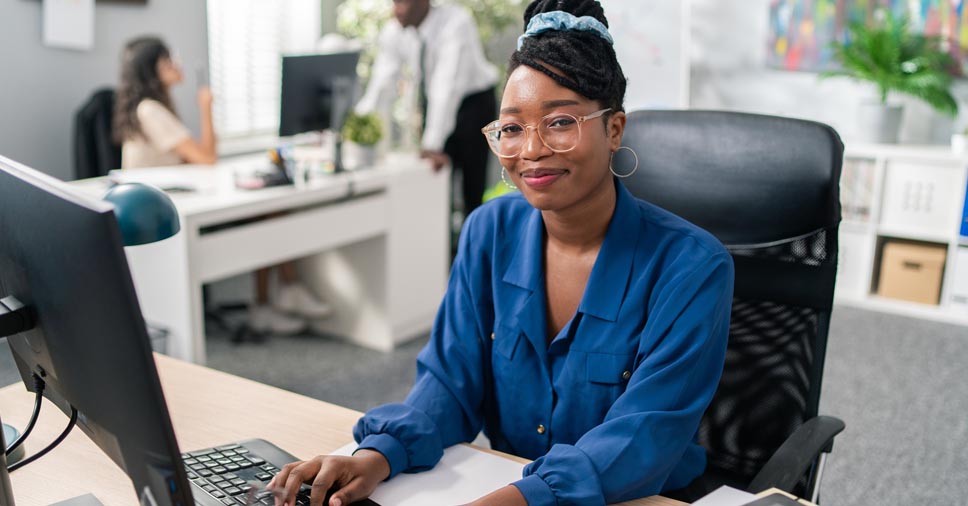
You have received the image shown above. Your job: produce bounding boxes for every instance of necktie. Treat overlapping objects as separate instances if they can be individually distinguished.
[418,36,428,133]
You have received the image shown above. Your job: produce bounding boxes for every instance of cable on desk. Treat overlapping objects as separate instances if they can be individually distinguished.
[4,374,45,457]
[7,405,78,472]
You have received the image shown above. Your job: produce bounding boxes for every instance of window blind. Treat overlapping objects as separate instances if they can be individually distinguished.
[207,0,321,139]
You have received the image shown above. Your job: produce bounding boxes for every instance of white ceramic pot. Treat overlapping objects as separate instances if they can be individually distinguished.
[951,133,968,154]
[343,142,379,170]
[856,102,903,144]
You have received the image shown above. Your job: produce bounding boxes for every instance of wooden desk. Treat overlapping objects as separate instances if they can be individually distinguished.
[0,355,683,506]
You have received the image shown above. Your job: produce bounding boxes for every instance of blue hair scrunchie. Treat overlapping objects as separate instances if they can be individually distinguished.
[516,11,614,50]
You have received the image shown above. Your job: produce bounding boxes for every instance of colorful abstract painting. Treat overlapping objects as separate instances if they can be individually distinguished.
[768,0,968,74]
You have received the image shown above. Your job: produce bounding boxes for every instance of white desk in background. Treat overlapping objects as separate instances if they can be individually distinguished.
[71,152,451,363]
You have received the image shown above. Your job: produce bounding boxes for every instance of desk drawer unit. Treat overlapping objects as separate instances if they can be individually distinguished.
[193,192,388,283]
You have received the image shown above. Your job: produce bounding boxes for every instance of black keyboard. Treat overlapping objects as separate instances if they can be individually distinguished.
[181,439,378,506]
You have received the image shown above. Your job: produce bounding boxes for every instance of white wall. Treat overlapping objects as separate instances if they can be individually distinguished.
[0,0,208,180]
[689,0,968,144]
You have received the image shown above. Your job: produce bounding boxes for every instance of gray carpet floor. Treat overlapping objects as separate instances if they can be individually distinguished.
[0,304,965,505]
[816,306,968,506]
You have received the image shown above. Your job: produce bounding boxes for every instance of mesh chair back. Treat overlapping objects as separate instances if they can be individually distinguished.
[621,110,843,489]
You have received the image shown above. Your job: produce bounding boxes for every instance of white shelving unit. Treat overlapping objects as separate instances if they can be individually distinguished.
[836,143,968,327]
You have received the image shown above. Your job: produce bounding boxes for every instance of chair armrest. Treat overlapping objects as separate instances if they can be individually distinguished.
[748,415,845,494]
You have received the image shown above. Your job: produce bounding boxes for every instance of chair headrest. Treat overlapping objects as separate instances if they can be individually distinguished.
[621,110,844,246]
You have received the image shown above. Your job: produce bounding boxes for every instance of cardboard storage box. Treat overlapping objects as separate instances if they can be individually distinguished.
[878,241,947,305]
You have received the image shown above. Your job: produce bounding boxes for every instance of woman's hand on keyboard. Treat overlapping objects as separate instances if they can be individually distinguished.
[267,449,390,506]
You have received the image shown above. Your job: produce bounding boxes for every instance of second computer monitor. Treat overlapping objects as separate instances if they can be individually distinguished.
[279,51,360,137]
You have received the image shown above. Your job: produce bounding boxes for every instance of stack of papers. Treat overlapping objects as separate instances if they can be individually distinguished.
[691,486,759,506]
[332,443,525,506]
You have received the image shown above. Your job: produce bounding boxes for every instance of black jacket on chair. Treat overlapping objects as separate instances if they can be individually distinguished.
[73,88,121,180]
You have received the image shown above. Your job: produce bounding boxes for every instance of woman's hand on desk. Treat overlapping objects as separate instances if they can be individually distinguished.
[268,449,390,506]
[463,485,528,506]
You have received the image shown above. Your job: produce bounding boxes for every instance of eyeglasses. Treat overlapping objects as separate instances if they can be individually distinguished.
[481,108,611,158]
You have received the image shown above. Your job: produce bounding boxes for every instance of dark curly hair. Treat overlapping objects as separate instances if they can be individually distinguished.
[113,36,177,143]
[509,0,626,114]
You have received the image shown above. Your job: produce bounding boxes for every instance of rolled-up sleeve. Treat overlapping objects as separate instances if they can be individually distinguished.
[514,252,734,505]
[355,25,403,115]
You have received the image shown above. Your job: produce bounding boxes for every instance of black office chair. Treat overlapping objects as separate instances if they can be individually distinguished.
[73,87,122,180]
[620,110,846,503]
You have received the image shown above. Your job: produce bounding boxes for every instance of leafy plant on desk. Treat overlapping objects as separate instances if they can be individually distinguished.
[821,10,958,117]
[343,112,384,146]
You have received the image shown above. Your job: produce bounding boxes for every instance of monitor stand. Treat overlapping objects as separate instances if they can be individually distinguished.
[333,134,345,174]
[0,300,103,505]
[51,494,105,506]
[0,414,14,506]
[329,77,355,174]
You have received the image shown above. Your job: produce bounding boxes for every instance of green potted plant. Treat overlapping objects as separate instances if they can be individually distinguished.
[342,111,383,169]
[822,10,958,143]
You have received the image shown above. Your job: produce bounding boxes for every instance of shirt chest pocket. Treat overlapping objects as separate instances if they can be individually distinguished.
[586,352,635,385]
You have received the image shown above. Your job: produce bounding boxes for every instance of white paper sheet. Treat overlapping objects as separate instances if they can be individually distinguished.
[43,0,95,50]
[108,168,217,193]
[332,442,525,506]
[690,485,759,506]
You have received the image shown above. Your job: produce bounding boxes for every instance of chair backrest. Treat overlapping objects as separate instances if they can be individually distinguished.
[73,88,121,180]
[621,110,843,490]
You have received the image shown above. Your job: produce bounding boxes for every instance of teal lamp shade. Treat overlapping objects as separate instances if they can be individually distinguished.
[103,183,181,246]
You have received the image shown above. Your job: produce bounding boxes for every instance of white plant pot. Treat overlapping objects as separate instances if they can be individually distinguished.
[856,102,903,144]
[342,142,379,170]
[952,134,968,154]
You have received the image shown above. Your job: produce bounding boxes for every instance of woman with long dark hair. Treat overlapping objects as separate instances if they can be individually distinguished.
[114,36,331,335]
[114,36,216,168]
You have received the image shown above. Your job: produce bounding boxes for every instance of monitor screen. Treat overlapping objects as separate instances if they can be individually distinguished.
[0,156,193,506]
[279,51,361,137]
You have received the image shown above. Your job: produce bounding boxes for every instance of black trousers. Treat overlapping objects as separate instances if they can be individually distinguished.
[442,87,497,217]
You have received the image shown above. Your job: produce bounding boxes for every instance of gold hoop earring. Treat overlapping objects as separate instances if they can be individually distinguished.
[610,146,639,178]
[501,167,517,189]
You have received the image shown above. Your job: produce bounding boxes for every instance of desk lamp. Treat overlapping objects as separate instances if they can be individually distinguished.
[0,182,179,505]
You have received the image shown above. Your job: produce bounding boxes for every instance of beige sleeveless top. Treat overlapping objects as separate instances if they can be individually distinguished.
[121,99,190,169]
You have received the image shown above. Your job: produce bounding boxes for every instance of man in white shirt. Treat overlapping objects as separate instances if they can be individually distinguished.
[356,0,499,218]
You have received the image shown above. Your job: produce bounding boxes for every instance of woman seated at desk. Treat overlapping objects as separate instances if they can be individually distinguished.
[114,36,217,170]
[114,36,331,335]
[269,1,734,505]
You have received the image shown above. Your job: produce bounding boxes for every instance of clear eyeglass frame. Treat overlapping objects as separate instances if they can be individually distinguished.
[481,107,612,158]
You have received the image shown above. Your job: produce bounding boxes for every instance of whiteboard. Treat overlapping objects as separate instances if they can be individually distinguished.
[600,0,690,111]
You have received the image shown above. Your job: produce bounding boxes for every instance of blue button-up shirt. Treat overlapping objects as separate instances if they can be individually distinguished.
[354,180,734,506]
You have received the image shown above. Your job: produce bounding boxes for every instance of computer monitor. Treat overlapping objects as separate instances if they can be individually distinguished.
[278,51,360,138]
[0,156,192,506]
